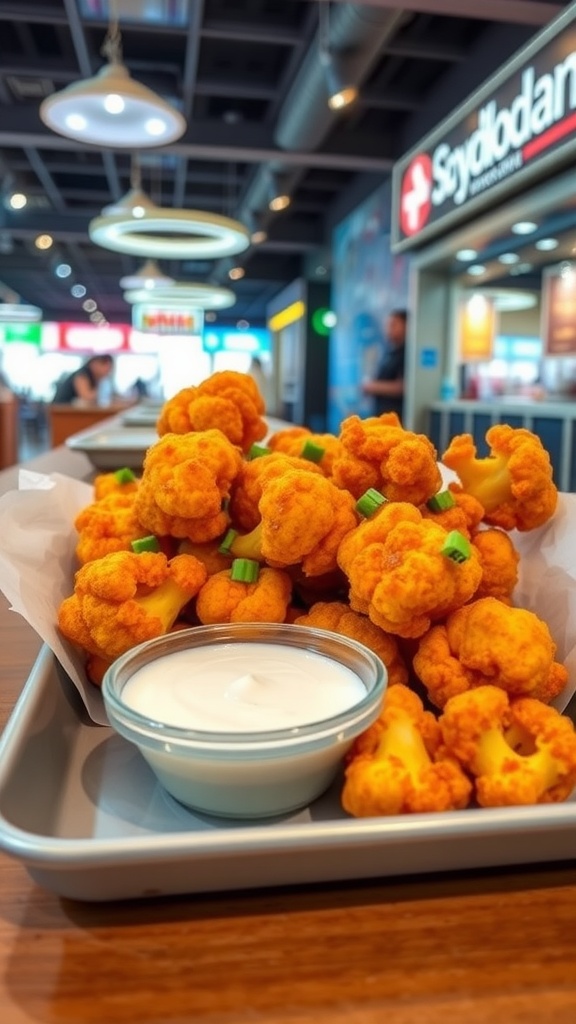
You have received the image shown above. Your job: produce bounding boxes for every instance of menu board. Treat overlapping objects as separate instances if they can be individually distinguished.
[541,266,576,354]
[458,293,496,361]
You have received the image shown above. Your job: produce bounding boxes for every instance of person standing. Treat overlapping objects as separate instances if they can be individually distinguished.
[362,309,407,420]
[51,354,114,404]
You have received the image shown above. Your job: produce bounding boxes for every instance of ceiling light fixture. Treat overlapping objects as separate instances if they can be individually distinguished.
[535,238,559,251]
[229,266,245,280]
[267,172,291,213]
[511,221,538,235]
[39,3,185,148]
[7,192,27,210]
[455,249,478,261]
[123,282,237,310]
[318,0,358,111]
[119,259,175,291]
[467,264,486,276]
[34,234,53,250]
[498,253,520,264]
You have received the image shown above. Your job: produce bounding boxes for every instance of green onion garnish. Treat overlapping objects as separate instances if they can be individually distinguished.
[356,488,388,518]
[230,558,260,583]
[248,444,272,460]
[427,490,456,513]
[301,440,325,463]
[218,528,237,555]
[114,467,136,484]
[131,535,160,554]
[441,530,471,563]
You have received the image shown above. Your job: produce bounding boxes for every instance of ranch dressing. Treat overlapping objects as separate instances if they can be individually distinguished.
[121,641,366,733]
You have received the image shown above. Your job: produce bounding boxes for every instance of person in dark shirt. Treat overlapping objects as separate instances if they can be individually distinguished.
[362,309,407,420]
[52,354,114,404]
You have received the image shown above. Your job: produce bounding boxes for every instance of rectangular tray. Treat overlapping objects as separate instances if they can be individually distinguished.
[66,427,159,470]
[1,647,576,902]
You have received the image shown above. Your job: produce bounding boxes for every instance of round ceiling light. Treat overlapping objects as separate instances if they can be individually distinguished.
[39,62,186,148]
[89,204,250,259]
[123,282,237,310]
[119,259,175,291]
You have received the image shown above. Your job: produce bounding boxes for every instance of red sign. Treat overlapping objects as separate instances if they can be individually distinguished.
[399,154,432,237]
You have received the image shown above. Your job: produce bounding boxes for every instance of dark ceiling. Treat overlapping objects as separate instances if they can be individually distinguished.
[0,0,569,326]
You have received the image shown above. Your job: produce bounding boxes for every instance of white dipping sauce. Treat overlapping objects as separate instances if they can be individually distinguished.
[121,642,366,732]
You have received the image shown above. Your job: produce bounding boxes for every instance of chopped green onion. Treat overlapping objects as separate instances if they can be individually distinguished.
[248,444,272,460]
[218,528,237,555]
[230,558,260,583]
[114,467,136,484]
[131,535,160,554]
[301,440,325,463]
[441,530,471,563]
[427,490,456,513]
[356,488,388,518]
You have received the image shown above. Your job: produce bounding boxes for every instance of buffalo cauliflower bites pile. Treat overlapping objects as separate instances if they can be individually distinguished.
[56,371,576,815]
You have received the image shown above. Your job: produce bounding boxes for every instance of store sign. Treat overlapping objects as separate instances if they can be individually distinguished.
[202,326,271,354]
[132,304,203,335]
[0,322,42,344]
[392,6,576,250]
[458,294,496,361]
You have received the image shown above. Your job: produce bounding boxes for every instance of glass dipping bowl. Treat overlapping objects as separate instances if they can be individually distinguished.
[102,622,387,819]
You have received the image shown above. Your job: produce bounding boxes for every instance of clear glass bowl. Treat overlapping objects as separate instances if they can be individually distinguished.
[102,622,387,819]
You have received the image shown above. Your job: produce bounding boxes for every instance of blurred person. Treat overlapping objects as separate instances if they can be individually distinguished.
[362,309,407,420]
[51,354,114,405]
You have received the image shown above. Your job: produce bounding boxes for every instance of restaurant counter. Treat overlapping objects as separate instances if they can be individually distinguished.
[1,446,576,1023]
[429,398,576,491]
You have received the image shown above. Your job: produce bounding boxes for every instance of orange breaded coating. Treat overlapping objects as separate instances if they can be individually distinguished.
[294,600,408,687]
[267,427,344,477]
[337,502,482,639]
[342,684,472,816]
[228,451,323,531]
[229,469,359,577]
[471,527,520,603]
[93,468,140,501]
[413,596,568,709]
[156,370,267,453]
[441,424,558,531]
[178,538,233,576]
[134,430,243,543]
[421,488,485,537]
[57,550,207,662]
[331,414,442,505]
[439,685,576,805]
[196,566,292,624]
[74,491,150,565]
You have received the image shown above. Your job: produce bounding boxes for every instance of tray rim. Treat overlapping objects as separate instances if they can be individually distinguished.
[1,645,576,873]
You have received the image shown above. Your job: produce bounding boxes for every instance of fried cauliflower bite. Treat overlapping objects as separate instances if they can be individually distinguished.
[294,601,408,687]
[342,684,472,816]
[178,538,233,576]
[156,370,267,453]
[413,596,568,709]
[93,467,140,501]
[441,424,558,531]
[57,550,207,663]
[267,427,343,477]
[471,528,520,603]
[337,502,483,639]
[134,430,243,543]
[421,488,485,537]
[196,564,292,624]
[331,415,442,505]
[74,491,151,565]
[439,685,576,805]
[228,451,323,532]
[227,469,359,577]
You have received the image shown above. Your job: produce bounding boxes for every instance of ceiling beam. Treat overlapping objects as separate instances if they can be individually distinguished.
[201,21,302,46]
[22,146,66,211]
[62,0,92,76]
[327,0,562,27]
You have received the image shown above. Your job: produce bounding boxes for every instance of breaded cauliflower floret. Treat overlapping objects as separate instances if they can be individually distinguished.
[156,370,266,453]
[413,597,568,708]
[196,564,292,624]
[227,469,359,577]
[229,451,323,532]
[74,491,150,565]
[332,414,442,505]
[471,527,520,603]
[337,502,482,638]
[294,600,408,687]
[441,424,558,531]
[267,427,344,477]
[93,467,139,501]
[57,550,207,663]
[439,685,576,805]
[342,684,472,816]
[135,430,243,543]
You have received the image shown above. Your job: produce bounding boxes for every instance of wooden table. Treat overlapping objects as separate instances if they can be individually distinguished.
[1,451,576,1022]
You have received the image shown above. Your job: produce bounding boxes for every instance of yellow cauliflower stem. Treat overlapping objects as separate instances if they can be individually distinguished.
[134,430,243,543]
[58,550,208,661]
[332,414,442,505]
[294,600,408,687]
[413,597,568,708]
[196,566,292,624]
[441,424,558,531]
[439,685,576,805]
[342,684,472,816]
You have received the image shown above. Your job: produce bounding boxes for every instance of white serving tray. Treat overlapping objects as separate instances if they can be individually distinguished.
[66,427,159,470]
[1,646,576,902]
[121,403,163,427]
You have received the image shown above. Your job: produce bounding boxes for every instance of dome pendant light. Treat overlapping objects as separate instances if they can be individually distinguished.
[39,8,185,148]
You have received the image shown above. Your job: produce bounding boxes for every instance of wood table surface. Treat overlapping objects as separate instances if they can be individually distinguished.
[1,453,576,1022]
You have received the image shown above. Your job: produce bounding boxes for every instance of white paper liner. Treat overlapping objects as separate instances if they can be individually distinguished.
[0,471,575,726]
